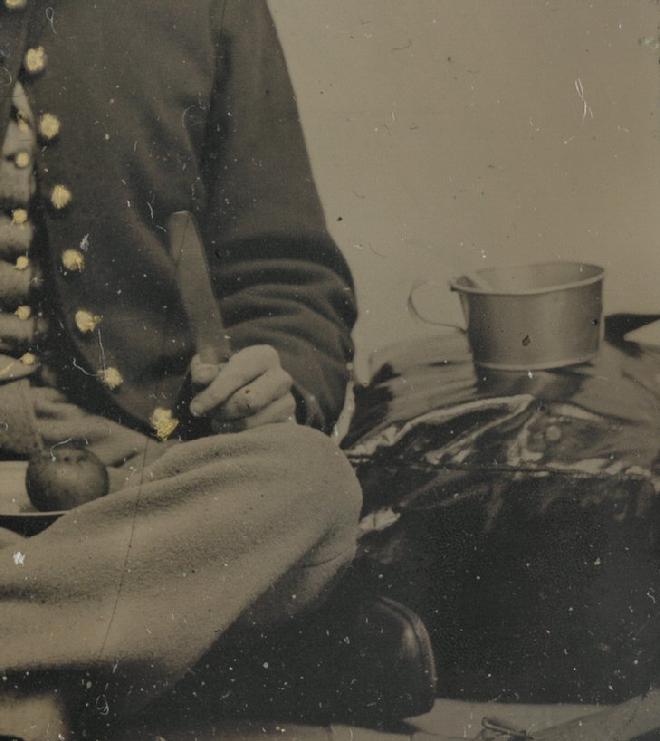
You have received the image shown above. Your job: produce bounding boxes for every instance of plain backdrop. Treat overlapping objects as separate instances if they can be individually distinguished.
[269,1,660,382]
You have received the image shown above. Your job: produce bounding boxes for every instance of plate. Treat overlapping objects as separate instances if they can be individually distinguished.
[0,461,64,535]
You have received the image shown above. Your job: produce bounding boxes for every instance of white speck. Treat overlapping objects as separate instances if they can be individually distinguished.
[72,358,95,377]
[528,371,534,379]
[13,551,25,566]
[574,77,594,121]
[262,662,269,669]
[49,438,74,461]
[639,36,660,50]
[45,7,57,33]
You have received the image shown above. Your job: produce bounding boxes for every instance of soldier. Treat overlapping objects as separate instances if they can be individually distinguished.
[0,1,434,736]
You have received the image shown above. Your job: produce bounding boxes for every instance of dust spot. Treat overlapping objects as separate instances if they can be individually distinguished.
[12,551,25,566]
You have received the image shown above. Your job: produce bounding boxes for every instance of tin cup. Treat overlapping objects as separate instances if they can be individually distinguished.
[450,261,605,371]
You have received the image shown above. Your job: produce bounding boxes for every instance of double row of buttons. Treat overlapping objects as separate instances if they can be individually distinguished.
[4,1,124,390]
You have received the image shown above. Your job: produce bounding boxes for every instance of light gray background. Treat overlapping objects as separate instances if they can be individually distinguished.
[271,1,659,382]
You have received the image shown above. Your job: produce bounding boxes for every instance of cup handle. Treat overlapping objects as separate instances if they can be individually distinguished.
[407,279,466,330]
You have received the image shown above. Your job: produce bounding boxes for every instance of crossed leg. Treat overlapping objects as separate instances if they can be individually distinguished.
[0,422,362,736]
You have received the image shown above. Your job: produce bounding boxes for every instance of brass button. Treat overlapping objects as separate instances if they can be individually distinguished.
[14,151,30,169]
[14,305,31,320]
[5,0,27,10]
[15,255,29,270]
[150,407,179,441]
[24,47,47,75]
[11,208,28,225]
[50,184,72,210]
[61,249,85,272]
[75,309,102,334]
[99,367,123,390]
[38,113,61,141]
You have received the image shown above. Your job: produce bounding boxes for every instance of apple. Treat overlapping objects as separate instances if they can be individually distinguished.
[26,446,110,512]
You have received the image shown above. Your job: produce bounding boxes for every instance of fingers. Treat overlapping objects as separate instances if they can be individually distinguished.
[211,392,297,434]
[0,215,33,258]
[189,345,280,417]
[0,313,48,350]
[213,367,293,421]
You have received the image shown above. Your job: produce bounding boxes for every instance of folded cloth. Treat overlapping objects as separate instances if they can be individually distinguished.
[0,422,362,735]
[345,324,660,517]
[342,319,660,704]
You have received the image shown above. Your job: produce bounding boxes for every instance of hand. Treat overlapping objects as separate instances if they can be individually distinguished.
[189,344,297,432]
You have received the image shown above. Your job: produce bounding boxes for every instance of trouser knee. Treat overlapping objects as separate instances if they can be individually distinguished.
[274,423,363,534]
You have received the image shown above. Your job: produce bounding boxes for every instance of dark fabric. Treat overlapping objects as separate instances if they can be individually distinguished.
[0,0,355,435]
[345,318,660,704]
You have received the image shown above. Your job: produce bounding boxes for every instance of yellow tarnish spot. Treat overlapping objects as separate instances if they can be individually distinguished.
[51,184,72,210]
[150,408,179,441]
[99,367,123,390]
[75,309,102,334]
[24,47,47,75]
[15,151,30,169]
[5,0,27,10]
[15,256,29,270]
[38,113,60,140]
[20,352,37,366]
[15,305,31,320]
[12,208,28,225]
[62,249,85,272]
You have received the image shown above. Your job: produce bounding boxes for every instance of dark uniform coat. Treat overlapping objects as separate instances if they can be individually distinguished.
[0,0,356,435]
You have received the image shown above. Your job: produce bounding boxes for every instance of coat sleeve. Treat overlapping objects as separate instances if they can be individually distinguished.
[201,0,357,434]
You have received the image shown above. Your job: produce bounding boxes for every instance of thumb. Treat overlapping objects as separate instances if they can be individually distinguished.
[190,354,221,386]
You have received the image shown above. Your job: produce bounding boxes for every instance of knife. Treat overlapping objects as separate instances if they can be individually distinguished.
[168,210,232,365]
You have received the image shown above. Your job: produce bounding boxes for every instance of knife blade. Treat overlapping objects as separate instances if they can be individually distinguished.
[168,210,232,365]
